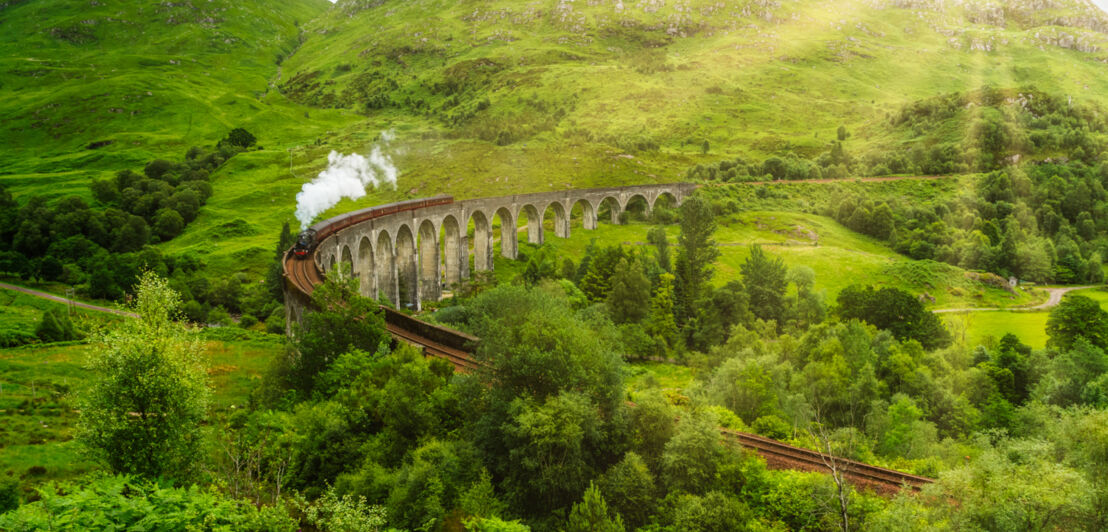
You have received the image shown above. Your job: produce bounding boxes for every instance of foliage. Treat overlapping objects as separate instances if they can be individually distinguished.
[1047,295,1108,351]
[0,476,18,515]
[596,452,655,530]
[741,245,788,327]
[292,270,387,394]
[645,273,680,353]
[661,410,722,495]
[566,482,625,532]
[836,285,951,350]
[223,128,258,149]
[674,196,719,332]
[0,474,296,531]
[76,272,210,482]
[35,307,80,343]
[300,487,387,532]
[607,257,651,325]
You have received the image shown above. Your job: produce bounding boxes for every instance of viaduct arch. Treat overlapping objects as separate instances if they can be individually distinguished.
[292,183,693,313]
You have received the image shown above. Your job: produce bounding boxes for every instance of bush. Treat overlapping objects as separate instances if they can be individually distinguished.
[265,307,286,334]
[752,415,792,440]
[153,208,185,241]
[0,476,19,514]
[224,128,257,148]
[209,306,232,326]
[0,475,296,531]
[35,308,80,343]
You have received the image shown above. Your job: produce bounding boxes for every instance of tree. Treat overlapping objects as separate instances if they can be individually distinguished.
[266,221,296,303]
[673,196,719,329]
[836,285,951,350]
[741,245,788,326]
[521,245,558,286]
[566,482,625,532]
[35,307,80,343]
[503,392,606,514]
[1047,295,1108,351]
[646,273,680,352]
[607,258,651,324]
[668,492,753,532]
[225,127,257,148]
[293,267,387,393]
[837,125,848,141]
[597,452,656,530]
[578,244,628,302]
[153,208,185,241]
[661,410,722,494]
[647,226,671,272]
[76,272,210,481]
[461,285,627,516]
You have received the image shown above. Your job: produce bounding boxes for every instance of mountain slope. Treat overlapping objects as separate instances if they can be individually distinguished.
[4,0,1108,279]
[0,0,345,198]
[280,0,1108,199]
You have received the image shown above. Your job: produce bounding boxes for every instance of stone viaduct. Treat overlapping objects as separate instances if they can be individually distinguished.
[311,183,695,310]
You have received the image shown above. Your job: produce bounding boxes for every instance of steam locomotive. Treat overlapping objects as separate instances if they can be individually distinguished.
[289,196,454,260]
[292,229,317,257]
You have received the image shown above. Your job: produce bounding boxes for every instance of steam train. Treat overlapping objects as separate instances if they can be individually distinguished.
[290,196,454,259]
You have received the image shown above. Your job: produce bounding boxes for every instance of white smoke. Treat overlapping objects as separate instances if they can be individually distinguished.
[294,133,398,230]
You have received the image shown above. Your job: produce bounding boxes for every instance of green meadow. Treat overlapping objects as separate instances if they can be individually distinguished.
[487,210,1043,310]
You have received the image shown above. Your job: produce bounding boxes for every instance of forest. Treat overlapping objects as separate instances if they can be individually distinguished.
[4,195,1108,531]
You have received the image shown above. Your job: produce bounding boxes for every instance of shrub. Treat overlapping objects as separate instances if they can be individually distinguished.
[0,476,19,514]
[224,128,257,148]
[35,308,80,343]
[0,475,296,531]
[752,415,792,440]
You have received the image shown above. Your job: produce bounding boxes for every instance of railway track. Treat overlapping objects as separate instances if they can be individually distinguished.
[385,322,483,373]
[723,429,933,494]
[282,200,935,495]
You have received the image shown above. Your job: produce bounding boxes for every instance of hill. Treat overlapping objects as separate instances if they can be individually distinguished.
[4,0,1108,280]
[280,0,1108,196]
[0,0,346,199]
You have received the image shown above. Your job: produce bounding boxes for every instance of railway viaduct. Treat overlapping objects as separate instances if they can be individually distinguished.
[306,183,695,313]
[280,181,935,494]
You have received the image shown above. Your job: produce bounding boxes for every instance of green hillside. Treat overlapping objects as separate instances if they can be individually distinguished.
[279,0,1108,195]
[0,0,348,200]
[4,0,1108,279]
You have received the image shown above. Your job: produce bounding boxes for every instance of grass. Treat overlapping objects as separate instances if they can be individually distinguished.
[0,309,287,492]
[0,285,121,347]
[486,210,1042,310]
[3,1,1108,284]
[941,287,1108,350]
[944,311,1051,350]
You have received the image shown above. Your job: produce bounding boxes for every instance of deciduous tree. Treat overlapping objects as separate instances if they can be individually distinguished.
[77,272,210,481]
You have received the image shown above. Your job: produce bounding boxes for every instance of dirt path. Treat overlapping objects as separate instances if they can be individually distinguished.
[932,286,1097,314]
[0,281,138,318]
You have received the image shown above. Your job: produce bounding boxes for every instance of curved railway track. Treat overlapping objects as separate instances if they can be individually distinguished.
[282,197,934,495]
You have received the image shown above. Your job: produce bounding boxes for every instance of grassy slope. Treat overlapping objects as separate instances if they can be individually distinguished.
[488,207,1042,309]
[5,0,1108,280]
[0,0,351,199]
[281,0,1108,197]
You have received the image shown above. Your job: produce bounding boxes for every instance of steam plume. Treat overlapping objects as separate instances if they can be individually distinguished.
[294,133,398,230]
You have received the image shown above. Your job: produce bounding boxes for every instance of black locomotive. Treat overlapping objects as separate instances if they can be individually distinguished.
[292,229,317,258]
